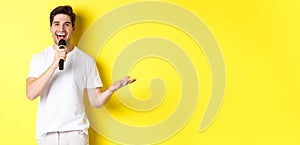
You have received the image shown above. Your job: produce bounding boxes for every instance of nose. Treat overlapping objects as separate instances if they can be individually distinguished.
[59,24,65,31]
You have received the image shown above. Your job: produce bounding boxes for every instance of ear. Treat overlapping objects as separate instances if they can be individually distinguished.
[49,24,54,32]
[72,25,76,33]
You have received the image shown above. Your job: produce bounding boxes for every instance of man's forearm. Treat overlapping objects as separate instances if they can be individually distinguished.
[88,87,114,109]
[26,64,57,100]
[88,76,136,108]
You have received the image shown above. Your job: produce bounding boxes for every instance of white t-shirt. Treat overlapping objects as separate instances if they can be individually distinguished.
[28,46,102,139]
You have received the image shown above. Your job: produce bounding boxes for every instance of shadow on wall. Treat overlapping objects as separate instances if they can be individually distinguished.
[72,10,86,47]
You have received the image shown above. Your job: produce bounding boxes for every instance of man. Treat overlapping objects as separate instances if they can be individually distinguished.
[26,5,136,145]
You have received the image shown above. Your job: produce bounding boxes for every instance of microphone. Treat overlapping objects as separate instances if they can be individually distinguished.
[58,39,66,70]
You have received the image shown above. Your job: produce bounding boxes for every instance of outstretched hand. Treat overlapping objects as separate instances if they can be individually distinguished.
[109,76,136,92]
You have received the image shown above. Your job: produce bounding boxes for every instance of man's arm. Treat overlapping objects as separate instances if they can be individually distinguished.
[87,76,136,108]
[26,64,58,100]
[26,47,66,100]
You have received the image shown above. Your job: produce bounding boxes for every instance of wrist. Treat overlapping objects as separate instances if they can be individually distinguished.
[108,86,116,93]
[50,62,59,69]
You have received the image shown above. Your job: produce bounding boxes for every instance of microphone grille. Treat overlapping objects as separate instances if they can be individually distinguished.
[58,39,66,46]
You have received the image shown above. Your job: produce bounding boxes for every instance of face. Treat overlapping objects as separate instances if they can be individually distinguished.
[50,14,75,45]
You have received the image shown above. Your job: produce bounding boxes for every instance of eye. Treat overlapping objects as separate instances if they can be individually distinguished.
[65,23,71,27]
[52,22,59,26]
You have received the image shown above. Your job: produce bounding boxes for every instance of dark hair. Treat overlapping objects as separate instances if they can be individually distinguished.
[50,5,76,27]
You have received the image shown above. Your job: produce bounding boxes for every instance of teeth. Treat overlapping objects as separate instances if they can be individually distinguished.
[57,33,66,37]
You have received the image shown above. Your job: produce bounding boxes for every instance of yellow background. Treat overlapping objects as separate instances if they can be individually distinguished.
[0,0,299,145]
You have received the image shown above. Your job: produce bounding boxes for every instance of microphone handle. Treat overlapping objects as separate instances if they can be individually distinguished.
[59,46,65,70]
[59,59,64,70]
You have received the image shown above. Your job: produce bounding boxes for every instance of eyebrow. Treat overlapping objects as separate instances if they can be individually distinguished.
[52,21,72,25]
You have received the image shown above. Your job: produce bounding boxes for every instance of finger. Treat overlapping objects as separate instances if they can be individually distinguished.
[122,80,129,86]
[122,76,130,81]
[128,78,136,84]
[122,78,136,86]
[58,51,67,57]
[57,54,66,60]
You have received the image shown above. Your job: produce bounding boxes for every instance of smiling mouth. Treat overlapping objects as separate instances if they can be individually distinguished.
[56,33,66,40]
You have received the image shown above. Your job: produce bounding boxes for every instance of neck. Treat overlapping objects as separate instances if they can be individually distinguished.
[65,43,74,53]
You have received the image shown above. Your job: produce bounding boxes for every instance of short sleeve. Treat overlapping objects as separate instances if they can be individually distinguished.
[27,55,44,78]
[86,63,103,89]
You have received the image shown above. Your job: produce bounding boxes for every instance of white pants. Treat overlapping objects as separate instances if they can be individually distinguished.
[37,130,89,145]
